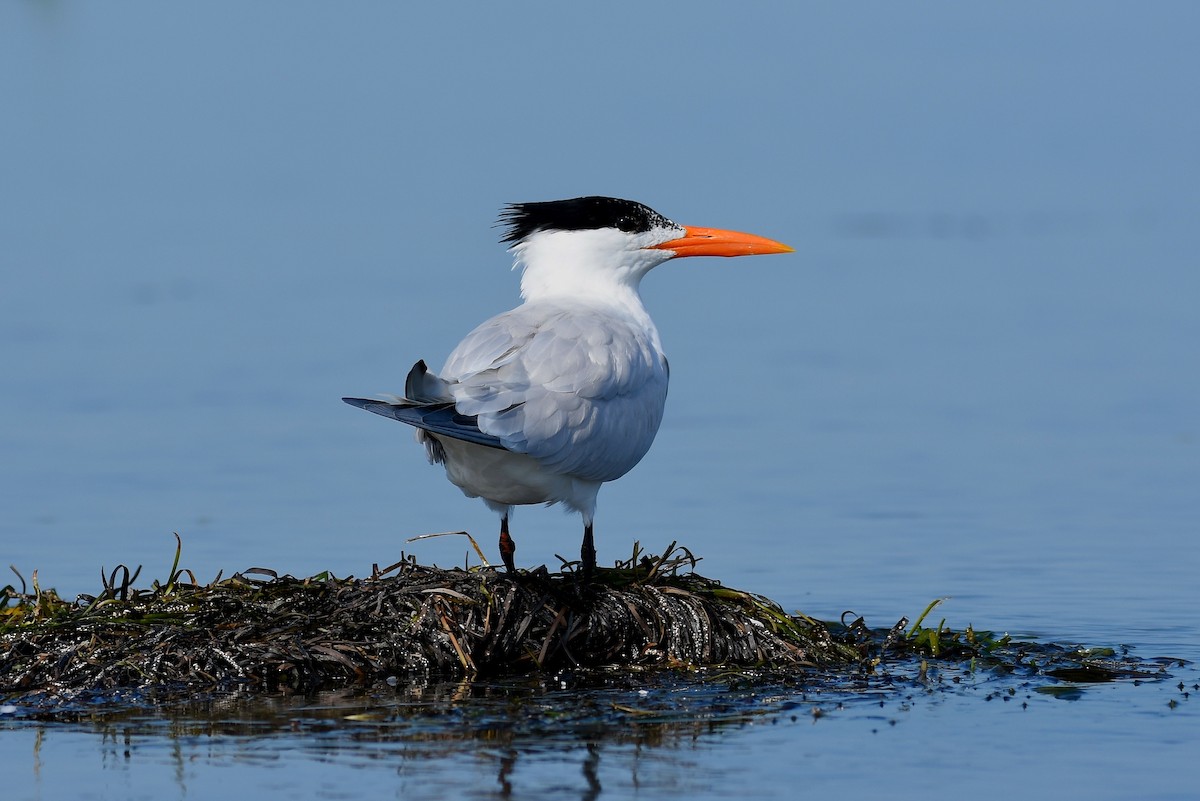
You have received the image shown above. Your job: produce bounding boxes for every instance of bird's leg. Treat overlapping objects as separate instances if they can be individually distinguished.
[499,514,517,573]
[580,523,596,581]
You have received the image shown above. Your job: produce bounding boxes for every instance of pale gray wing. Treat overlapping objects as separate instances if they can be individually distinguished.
[440,308,542,414]
[440,302,669,482]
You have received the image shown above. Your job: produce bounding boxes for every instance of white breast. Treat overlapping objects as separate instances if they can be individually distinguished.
[428,433,603,518]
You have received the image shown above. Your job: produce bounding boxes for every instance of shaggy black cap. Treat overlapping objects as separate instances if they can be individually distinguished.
[499,196,674,244]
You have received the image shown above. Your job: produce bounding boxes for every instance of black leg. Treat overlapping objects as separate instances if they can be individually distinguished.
[499,515,517,573]
[581,522,596,581]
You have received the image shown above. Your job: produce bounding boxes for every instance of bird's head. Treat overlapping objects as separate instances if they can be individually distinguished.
[499,196,793,302]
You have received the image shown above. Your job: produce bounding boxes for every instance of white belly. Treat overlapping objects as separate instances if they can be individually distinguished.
[430,434,602,517]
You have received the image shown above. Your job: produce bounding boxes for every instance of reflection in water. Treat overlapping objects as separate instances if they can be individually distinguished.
[6,671,834,799]
[31,727,44,783]
[3,656,1191,800]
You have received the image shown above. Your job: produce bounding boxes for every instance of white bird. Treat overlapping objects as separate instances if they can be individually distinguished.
[344,196,792,577]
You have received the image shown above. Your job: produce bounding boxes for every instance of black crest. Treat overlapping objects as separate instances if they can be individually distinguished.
[499,196,674,244]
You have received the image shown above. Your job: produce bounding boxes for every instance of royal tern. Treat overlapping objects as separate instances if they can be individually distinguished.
[344,196,792,577]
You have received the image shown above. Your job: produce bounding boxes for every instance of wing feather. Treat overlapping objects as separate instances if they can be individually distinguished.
[341,397,504,450]
[437,300,669,481]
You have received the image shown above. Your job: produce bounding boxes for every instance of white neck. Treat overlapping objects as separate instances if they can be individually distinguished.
[511,228,676,307]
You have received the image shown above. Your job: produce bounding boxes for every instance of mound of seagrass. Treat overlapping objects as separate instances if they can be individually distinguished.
[1,541,865,699]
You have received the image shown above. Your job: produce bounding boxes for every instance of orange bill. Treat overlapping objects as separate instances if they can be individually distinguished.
[651,225,794,258]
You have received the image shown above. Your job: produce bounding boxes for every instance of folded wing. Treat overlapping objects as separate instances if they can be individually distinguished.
[439,301,669,482]
[340,397,505,450]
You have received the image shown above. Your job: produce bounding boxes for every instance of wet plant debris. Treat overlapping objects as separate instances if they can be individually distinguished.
[1,539,1184,705]
[1,540,855,699]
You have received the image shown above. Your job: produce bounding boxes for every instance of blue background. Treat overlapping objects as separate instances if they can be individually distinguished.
[3,2,1197,635]
[2,3,1199,799]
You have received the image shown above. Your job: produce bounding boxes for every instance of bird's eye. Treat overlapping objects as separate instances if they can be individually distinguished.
[616,216,640,233]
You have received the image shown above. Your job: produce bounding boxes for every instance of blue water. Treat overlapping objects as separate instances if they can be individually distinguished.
[2,2,1198,799]
[2,668,1196,801]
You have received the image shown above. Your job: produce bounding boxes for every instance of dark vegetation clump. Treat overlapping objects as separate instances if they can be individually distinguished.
[1,539,859,700]
[1,538,1182,707]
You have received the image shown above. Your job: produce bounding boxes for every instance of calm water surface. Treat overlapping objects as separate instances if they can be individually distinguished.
[2,664,1197,801]
[3,3,1198,799]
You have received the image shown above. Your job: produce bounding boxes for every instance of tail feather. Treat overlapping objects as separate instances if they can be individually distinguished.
[404,359,453,403]
[341,396,505,450]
